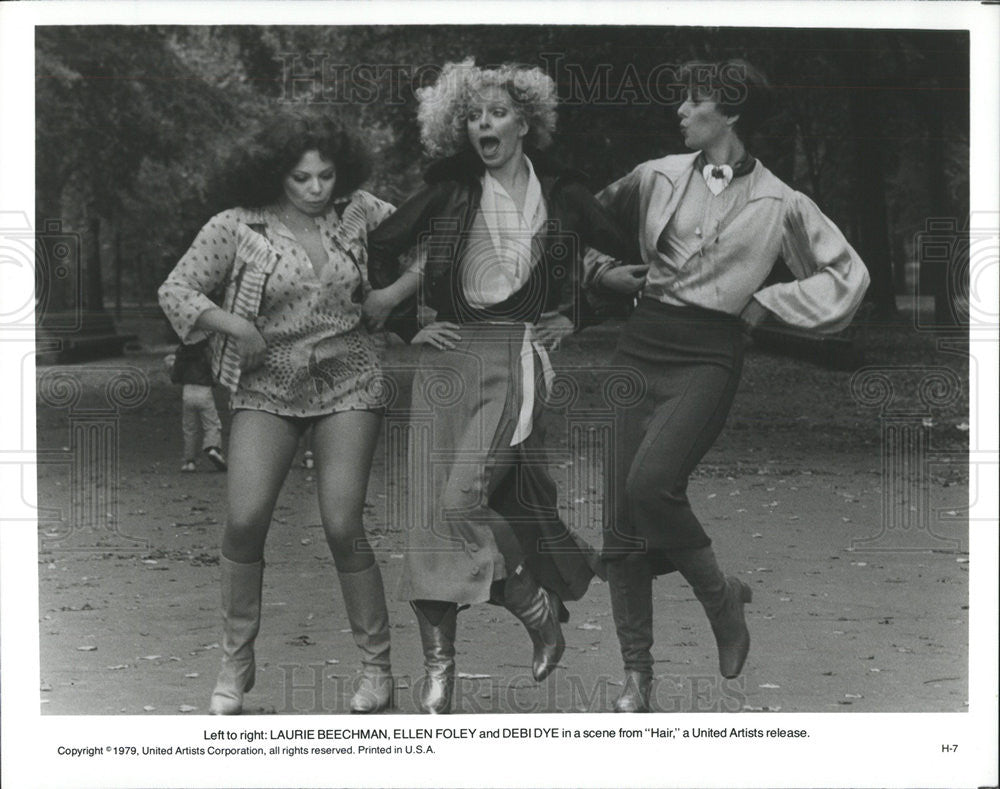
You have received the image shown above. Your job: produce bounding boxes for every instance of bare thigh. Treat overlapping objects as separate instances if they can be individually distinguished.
[223,410,302,562]
[312,409,382,572]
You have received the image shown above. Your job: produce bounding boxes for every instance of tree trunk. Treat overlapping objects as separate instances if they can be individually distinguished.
[136,253,145,309]
[114,225,123,319]
[86,216,105,314]
[922,97,958,326]
[846,41,897,319]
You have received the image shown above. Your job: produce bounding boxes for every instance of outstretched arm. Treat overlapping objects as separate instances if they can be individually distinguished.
[367,181,450,288]
[581,164,648,299]
[559,176,646,329]
[363,266,422,331]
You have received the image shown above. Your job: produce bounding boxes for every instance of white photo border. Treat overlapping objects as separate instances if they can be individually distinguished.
[2,2,997,788]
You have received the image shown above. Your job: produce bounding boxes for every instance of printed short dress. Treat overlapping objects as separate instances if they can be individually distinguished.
[158,190,394,417]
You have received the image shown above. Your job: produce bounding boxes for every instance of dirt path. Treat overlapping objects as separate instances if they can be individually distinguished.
[36,325,969,715]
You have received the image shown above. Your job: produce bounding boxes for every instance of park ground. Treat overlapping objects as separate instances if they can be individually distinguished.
[35,307,970,715]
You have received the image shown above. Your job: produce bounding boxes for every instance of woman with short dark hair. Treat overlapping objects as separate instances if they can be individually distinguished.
[159,109,395,715]
[590,58,870,711]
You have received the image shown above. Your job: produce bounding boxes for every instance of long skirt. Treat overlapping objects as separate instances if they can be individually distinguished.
[602,298,745,575]
[397,322,601,608]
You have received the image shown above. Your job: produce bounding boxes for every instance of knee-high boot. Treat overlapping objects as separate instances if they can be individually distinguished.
[670,546,752,678]
[503,564,565,681]
[607,554,654,712]
[338,563,393,713]
[410,601,457,714]
[209,556,263,715]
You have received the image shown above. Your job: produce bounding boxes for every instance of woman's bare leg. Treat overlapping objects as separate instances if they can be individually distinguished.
[210,409,300,714]
[223,410,301,562]
[312,409,382,571]
[312,409,393,712]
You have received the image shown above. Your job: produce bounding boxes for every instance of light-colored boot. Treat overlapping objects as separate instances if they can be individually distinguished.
[338,563,393,714]
[671,546,752,679]
[209,557,263,715]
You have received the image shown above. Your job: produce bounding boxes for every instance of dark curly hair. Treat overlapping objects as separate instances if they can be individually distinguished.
[216,108,372,209]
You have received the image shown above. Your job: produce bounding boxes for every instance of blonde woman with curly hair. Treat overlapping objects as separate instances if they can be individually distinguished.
[363,60,645,714]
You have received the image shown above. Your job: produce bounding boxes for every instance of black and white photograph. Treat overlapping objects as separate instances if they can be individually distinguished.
[1,1,997,788]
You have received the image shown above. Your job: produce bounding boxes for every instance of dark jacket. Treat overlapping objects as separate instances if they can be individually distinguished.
[367,149,640,340]
[170,340,214,387]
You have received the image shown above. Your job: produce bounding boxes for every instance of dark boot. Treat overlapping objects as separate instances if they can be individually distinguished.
[410,601,457,714]
[670,546,752,678]
[504,564,565,681]
[209,557,263,715]
[338,563,393,713]
[607,554,654,712]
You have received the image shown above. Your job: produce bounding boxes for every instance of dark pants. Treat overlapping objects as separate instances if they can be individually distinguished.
[603,299,745,573]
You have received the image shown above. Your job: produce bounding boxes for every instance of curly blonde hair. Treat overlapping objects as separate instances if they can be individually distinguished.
[416,59,559,159]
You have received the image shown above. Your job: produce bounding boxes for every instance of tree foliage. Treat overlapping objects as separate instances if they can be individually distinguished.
[35,26,969,319]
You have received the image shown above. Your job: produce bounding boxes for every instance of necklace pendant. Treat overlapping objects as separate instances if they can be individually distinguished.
[695,226,702,238]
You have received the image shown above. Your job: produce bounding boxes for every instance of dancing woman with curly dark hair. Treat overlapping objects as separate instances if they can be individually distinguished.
[159,110,395,715]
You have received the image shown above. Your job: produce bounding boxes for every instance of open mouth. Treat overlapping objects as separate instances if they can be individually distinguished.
[478,135,501,158]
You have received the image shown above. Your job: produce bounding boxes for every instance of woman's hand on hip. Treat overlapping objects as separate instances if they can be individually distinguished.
[533,312,574,351]
[412,322,461,350]
[232,320,267,371]
[739,299,770,332]
[600,264,649,294]
[362,288,397,331]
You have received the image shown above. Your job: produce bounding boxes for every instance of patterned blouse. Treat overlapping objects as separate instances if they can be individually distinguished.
[158,190,394,417]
